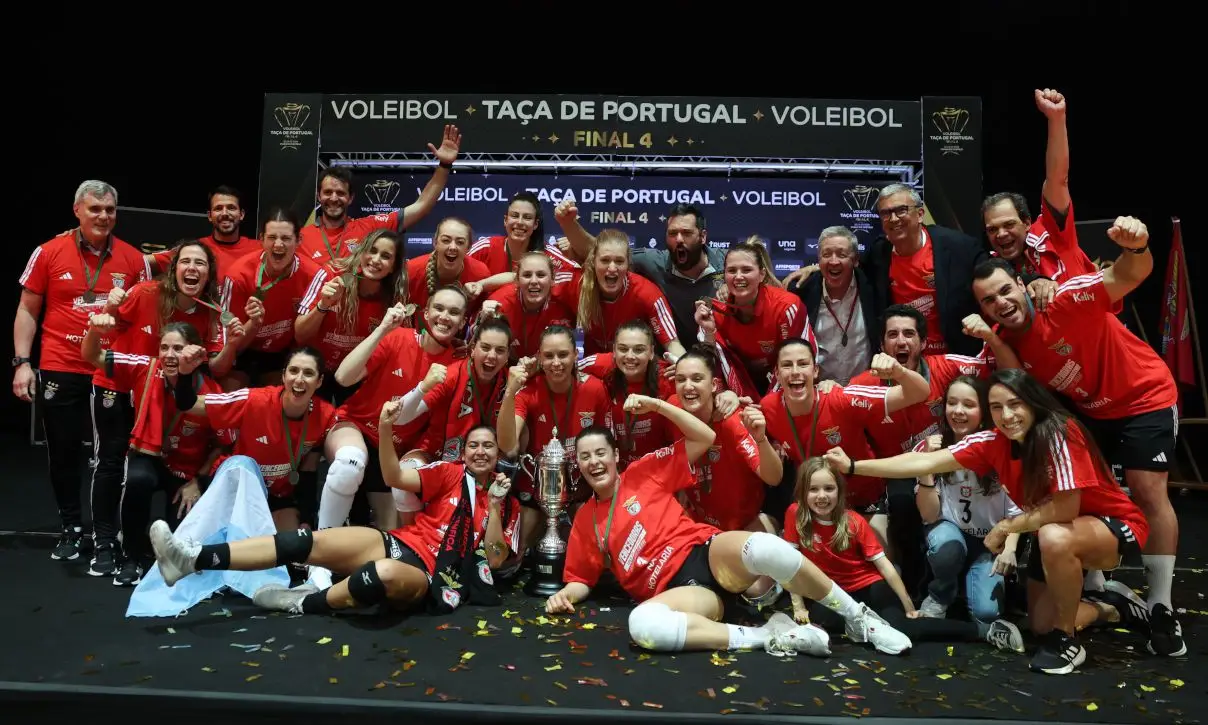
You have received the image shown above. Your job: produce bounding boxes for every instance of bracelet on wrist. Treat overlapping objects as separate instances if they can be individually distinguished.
[439,160,453,170]
[1123,244,1148,255]
[847,459,856,476]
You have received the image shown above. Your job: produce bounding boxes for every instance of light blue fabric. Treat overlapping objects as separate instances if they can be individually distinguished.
[125,456,289,618]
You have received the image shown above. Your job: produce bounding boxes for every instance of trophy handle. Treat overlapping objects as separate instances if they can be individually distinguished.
[517,454,537,481]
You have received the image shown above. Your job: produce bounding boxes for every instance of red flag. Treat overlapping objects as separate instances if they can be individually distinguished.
[1159,218,1195,393]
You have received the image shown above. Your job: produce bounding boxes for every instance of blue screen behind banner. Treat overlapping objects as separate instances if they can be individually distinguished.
[348,173,895,276]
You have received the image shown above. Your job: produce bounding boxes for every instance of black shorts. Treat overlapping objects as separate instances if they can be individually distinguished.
[380,531,432,582]
[665,535,724,595]
[315,375,362,406]
[1027,515,1145,583]
[234,348,290,383]
[1081,405,1178,473]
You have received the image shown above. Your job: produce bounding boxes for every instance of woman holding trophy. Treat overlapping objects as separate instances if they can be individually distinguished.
[543,386,913,658]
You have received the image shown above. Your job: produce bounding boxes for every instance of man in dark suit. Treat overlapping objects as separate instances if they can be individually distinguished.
[860,183,989,358]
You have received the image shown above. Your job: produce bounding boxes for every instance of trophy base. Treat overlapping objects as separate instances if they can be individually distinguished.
[524,548,566,598]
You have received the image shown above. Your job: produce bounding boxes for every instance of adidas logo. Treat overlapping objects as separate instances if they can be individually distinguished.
[141,325,153,334]
[1152,452,1167,463]
[256,435,269,444]
[392,368,404,377]
[59,272,73,280]
[312,250,322,258]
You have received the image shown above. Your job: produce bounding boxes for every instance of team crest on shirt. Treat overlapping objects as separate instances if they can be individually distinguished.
[181,423,197,437]
[960,485,973,499]
[624,495,641,515]
[578,412,595,428]
[923,273,935,289]
[1049,338,1073,356]
[823,426,842,446]
[759,340,775,353]
[110,273,126,289]
[442,437,463,462]
[707,446,722,463]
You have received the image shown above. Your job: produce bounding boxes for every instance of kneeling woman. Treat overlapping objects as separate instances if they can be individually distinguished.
[823,367,1151,676]
[544,394,912,658]
[148,404,521,615]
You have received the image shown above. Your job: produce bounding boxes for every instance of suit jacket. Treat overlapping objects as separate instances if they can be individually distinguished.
[861,225,988,357]
[795,267,882,363]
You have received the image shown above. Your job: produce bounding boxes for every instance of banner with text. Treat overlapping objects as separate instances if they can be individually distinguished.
[321,94,922,160]
[352,173,898,277]
[921,96,983,235]
[258,93,323,229]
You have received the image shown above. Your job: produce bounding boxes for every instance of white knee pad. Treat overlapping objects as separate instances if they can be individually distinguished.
[323,446,367,497]
[741,531,803,583]
[628,602,688,652]
[392,458,424,513]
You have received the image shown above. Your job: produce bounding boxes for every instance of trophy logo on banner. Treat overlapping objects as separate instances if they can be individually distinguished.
[363,179,402,211]
[521,431,570,597]
[929,107,972,156]
[271,103,314,152]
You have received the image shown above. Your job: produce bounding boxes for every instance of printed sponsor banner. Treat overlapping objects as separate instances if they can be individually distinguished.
[321,94,922,160]
[921,96,983,236]
[258,93,323,228]
[350,173,899,274]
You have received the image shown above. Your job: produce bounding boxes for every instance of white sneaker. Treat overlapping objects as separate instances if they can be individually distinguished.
[253,583,319,614]
[767,623,832,657]
[846,603,913,655]
[149,520,200,587]
[918,595,947,619]
[763,612,797,639]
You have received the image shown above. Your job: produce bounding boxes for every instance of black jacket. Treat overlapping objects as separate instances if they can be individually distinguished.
[861,225,988,357]
[795,268,882,363]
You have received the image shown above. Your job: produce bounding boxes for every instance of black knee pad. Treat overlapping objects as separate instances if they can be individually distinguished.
[347,561,388,606]
[273,528,314,564]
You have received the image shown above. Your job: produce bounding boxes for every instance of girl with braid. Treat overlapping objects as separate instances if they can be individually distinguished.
[405,217,514,318]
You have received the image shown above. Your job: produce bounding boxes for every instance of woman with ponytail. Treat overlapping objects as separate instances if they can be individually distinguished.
[405,217,515,316]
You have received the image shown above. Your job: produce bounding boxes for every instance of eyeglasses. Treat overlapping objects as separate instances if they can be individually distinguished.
[876,205,917,221]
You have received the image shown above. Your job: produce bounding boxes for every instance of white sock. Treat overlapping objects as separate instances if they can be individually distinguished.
[1142,554,1175,610]
[819,582,861,619]
[726,623,770,650]
[317,490,355,530]
[1082,569,1106,592]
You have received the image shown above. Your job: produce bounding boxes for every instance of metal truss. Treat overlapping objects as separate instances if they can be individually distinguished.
[324,151,922,183]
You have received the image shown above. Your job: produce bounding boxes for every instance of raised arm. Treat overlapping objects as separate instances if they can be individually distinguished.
[335,302,407,386]
[872,353,929,415]
[399,125,460,230]
[377,401,423,492]
[1099,216,1153,304]
[80,313,114,370]
[1036,88,1070,215]
[553,197,596,264]
[627,394,717,464]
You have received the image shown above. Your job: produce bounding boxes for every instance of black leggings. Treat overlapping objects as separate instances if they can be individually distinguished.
[122,453,186,560]
[37,370,93,529]
[808,579,984,642]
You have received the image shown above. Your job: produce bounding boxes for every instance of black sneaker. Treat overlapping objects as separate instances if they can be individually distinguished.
[89,541,118,577]
[1147,604,1188,657]
[1087,582,1151,633]
[1029,630,1086,675]
[113,558,143,587]
[51,527,84,561]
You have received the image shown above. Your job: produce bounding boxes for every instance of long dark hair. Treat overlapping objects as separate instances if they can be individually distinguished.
[937,375,998,496]
[986,368,1114,506]
[609,319,660,401]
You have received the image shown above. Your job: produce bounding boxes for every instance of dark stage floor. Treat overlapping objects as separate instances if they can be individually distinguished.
[0,437,1205,724]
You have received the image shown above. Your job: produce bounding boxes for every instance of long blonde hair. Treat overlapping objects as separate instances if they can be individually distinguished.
[577,229,631,331]
[726,235,783,289]
[794,457,853,552]
[331,229,408,333]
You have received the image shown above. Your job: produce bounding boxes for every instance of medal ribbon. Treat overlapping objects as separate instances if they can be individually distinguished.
[592,487,621,568]
[467,366,497,427]
[255,258,290,298]
[782,390,820,462]
[543,374,576,441]
[281,405,309,481]
[821,285,859,346]
[76,231,108,299]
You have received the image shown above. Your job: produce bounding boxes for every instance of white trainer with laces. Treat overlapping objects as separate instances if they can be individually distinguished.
[767,623,832,657]
[846,603,913,655]
[253,583,319,614]
[149,520,201,587]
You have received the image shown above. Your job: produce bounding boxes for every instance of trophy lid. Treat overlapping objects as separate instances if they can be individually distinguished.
[543,432,566,461]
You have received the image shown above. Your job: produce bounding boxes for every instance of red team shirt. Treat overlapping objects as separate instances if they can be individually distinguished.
[949,421,1149,548]
[889,229,947,355]
[998,272,1178,420]
[299,213,398,266]
[415,359,508,462]
[405,254,492,313]
[553,273,679,356]
[563,439,720,602]
[297,265,389,373]
[19,232,151,375]
[512,372,611,501]
[468,235,580,278]
[781,506,885,592]
[203,386,337,497]
[850,353,991,457]
[387,461,522,575]
[666,396,766,531]
[221,253,322,353]
[578,353,676,470]
[151,236,261,278]
[93,281,227,391]
[336,329,461,452]
[482,284,575,360]
[711,285,810,373]
[105,353,226,480]
[760,385,891,509]
[1015,201,1099,283]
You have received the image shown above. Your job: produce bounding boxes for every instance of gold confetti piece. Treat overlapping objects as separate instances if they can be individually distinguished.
[317,637,332,645]
[512,627,523,635]
[201,667,215,673]
[502,610,518,617]
[554,682,568,690]
[545,664,562,672]
[844,678,859,685]
[828,684,840,692]
[546,699,557,706]
[242,661,260,667]
[582,623,596,630]
[723,686,738,694]
[1140,684,1156,692]
[811,675,828,681]
[643,702,663,709]
[946,646,954,656]
[937,674,952,680]
[1113,628,1131,633]
[1087,703,1098,712]
[478,620,487,629]
[536,616,550,625]
[167,628,176,634]
[874,678,888,685]
[341,645,349,657]
[705,688,716,698]
[1170,679,1185,689]
[246,674,261,682]
[329,678,338,685]
[461,652,475,660]
[814,697,825,707]
[619,699,630,707]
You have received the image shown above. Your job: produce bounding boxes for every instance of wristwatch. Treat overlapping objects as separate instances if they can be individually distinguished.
[12,357,30,367]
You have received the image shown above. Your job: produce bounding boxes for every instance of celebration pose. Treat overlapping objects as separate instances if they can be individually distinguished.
[478,252,574,361]
[545,395,913,658]
[468,190,578,276]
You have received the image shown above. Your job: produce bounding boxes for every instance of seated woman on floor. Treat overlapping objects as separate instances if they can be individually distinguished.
[147,400,521,616]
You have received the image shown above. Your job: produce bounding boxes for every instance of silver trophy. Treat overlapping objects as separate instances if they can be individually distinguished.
[521,431,569,597]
